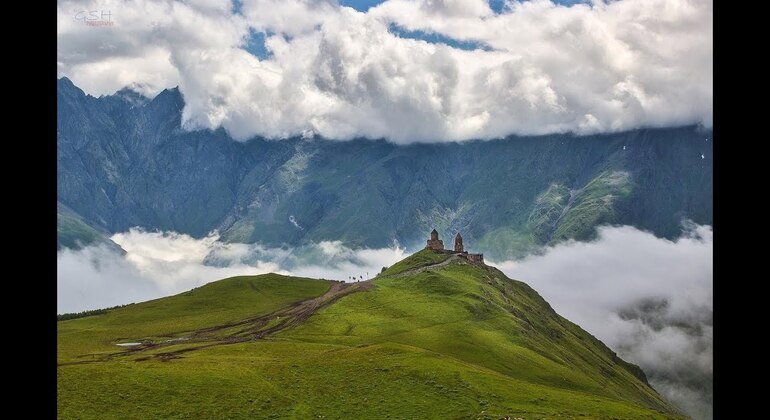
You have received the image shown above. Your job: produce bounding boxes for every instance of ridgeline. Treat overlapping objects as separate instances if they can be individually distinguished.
[58,248,683,418]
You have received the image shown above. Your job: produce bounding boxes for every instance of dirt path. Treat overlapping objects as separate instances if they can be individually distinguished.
[64,280,370,365]
[65,257,473,366]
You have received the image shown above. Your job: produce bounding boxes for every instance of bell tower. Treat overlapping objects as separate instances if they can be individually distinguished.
[426,229,444,251]
[454,233,464,253]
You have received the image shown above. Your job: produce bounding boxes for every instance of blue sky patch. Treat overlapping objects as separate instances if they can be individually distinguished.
[340,1,589,14]
[388,23,492,51]
[340,0,384,12]
[244,29,273,59]
[232,0,243,15]
[239,0,590,58]
[488,0,507,13]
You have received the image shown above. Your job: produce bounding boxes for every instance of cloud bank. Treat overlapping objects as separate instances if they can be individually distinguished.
[57,0,712,143]
[57,228,405,313]
[494,224,713,419]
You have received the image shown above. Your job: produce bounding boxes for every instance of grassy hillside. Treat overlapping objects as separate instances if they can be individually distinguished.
[58,254,682,419]
[58,274,331,361]
[379,248,452,276]
[57,212,103,249]
[57,202,125,252]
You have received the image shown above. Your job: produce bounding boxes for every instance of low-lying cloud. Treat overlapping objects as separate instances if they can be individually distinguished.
[57,0,712,143]
[58,245,164,313]
[494,224,712,419]
[57,224,712,419]
[57,228,405,313]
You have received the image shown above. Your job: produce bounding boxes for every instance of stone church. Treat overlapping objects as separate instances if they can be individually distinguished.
[425,229,484,263]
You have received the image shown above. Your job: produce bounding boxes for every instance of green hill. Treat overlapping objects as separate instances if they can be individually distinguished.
[57,202,124,252]
[58,250,682,419]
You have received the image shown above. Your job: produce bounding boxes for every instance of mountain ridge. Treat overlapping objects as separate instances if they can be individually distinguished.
[58,248,684,418]
[57,78,712,260]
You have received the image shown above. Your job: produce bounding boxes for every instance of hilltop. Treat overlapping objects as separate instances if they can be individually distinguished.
[58,249,683,418]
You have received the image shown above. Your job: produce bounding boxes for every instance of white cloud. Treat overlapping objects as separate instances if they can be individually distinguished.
[58,245,163,313]
[57,229,282,313]
[57,0,712,143]
[107,229,281,292]
[492,224,712,419]
[57,229,405,313]
[288,241,407,280]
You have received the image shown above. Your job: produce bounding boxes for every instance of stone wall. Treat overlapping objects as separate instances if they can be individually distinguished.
[426,239,444,251]
[466,253,484,263]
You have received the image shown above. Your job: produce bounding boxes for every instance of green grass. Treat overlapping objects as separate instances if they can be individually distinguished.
[58,255,683,419]
[58,304,133,321]
[286,262,675,413]
[58,274,330,362]
[552,170,632,242]
[475,227,539,261]
[378,248,451,277]
[528,182,570,243]
[57,213,104,249]
[59,341,678,419]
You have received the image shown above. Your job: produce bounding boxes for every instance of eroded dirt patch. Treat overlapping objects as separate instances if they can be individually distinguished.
[60,281,371,365]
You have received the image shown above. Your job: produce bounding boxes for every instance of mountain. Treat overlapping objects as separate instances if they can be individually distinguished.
[57,77,712,259]
[57,202,125,253]
[58,249,682,418]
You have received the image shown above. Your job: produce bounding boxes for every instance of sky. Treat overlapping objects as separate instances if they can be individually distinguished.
[339,1,589,13]
[57,0,712,143]
[58,223,712,419]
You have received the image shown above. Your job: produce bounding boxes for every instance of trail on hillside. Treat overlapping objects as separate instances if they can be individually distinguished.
[66,257,476,366]
[379,255,464,279]
[63,281,370,365]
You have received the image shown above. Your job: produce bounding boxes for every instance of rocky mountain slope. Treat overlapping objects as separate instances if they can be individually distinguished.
[58,78,712,259]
